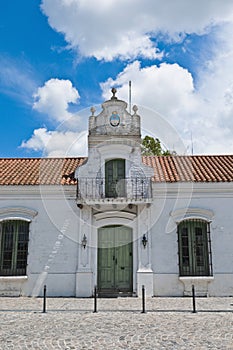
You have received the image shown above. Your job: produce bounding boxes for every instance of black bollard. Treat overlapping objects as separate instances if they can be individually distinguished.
[192,284,196,313]
[43,285,47,313]
[93,285,97,313]
[142,285,146,313]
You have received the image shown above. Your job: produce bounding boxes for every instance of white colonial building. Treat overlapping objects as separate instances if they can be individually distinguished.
[0,89,233,297]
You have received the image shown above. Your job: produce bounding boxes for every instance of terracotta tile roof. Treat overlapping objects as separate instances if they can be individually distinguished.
[142,155,233,182]
[0,155,233,185]
[0,158,85,185]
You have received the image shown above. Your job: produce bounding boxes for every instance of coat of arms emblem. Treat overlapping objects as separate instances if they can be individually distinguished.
[109,111,120,127]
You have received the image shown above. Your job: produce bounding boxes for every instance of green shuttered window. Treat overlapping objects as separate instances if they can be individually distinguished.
[178,219,212,276]
[0,220,29,276]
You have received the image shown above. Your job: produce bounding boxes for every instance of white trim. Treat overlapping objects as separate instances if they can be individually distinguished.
[170,207,214,223]
[153,182,233,199]
[94,217,135,229]
[0,276,28,282]
[0,207,38,221]
[93,210,136,221]
[0,185,76,199]
[179,276,214,282]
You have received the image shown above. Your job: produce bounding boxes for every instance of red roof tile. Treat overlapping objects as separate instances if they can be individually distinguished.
[0,155,233,185]
[0,158,85,185]
[142,155,233,182]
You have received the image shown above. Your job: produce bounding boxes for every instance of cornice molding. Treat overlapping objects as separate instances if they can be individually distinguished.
[0,207,38,221]
[0,185,76,199]
[93,210,136,221]
[153,182,233,199]
[170,207,214,223]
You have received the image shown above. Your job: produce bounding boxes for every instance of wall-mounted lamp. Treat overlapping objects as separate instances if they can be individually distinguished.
[142,234,148,248]
[81,234,87,249]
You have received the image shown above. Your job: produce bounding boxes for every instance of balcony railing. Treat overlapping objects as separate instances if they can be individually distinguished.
[76,177,152,203]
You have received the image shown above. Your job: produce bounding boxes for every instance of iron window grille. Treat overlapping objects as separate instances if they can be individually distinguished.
[177,219,213,277]
[0,220,29,276]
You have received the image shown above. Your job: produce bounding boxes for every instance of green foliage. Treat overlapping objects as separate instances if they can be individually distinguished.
[141,136,174,156]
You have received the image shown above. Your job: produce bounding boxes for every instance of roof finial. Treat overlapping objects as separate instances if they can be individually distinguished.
[111,87,117,100]
[132,105,138,114]
[90,106,96,116]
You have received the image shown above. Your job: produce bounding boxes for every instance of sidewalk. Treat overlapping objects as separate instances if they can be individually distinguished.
[0,297,232,349]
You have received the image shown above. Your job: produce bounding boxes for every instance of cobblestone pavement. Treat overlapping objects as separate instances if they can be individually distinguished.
[0,297,232,349]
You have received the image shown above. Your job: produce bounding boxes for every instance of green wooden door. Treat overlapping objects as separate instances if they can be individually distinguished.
[105,159,125,198]
[98,225,133,295]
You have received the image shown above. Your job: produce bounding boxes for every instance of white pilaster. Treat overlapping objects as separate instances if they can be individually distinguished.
[76,207,93,297]
[137,205,153,297]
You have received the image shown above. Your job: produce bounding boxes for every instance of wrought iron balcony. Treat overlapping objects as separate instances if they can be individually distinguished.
[76,177,152,204]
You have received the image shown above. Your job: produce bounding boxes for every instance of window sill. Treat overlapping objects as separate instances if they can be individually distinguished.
[179,276,214,281]
[0,276,28,281]
[179,276,214,296]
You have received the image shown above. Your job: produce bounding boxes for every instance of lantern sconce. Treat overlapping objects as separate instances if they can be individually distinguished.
[81,234,87,249]
[142,234,148,248]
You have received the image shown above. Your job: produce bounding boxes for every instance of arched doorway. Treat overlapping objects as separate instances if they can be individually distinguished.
[98,225,133,296]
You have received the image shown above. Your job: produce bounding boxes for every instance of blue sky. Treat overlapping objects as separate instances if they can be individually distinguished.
[1,0,233,157]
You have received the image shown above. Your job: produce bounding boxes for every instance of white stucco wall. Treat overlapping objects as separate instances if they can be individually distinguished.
[0,185,80,297]
[0,181,233,297]
[149,182,233,296]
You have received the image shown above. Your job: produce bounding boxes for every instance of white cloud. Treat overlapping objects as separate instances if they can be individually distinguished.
[101,61,197,117]
[23,78,90,157]
[33,78,80,122]
[41,0,233,61]
[21,127,88,157]
[21,1,233,156]
[100,60,233,155]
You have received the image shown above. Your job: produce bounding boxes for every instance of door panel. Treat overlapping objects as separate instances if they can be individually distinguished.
[115,226,133,290]
[98,227,115,289]
[98,226,133,294]
[105,159,125,198]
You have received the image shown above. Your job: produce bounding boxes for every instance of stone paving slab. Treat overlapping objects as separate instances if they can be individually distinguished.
[0,297,232,349]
